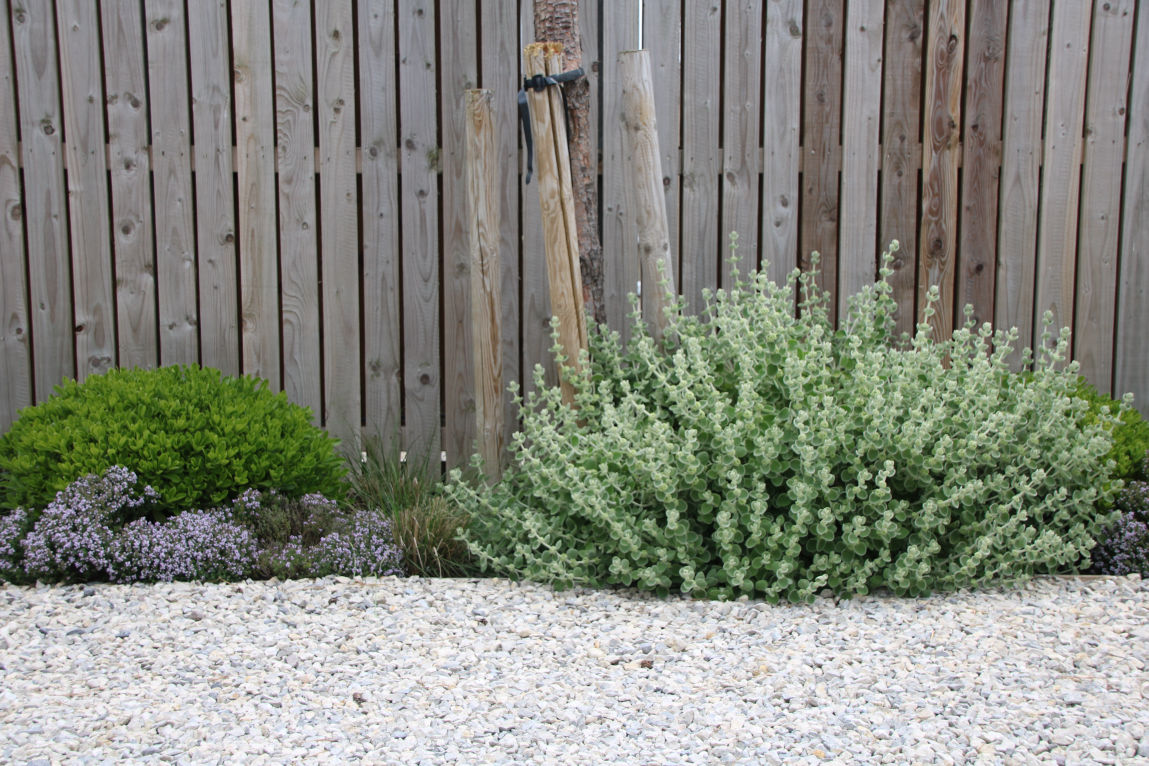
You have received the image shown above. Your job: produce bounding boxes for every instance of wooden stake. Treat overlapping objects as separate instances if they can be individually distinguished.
[619,50,676,342]
[465,89,503,479]
[523,42,587,404]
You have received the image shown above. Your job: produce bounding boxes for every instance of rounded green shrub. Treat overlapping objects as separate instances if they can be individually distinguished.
[1069,379,1149,481]
[0,365,347,520]
[448,242,1123,603]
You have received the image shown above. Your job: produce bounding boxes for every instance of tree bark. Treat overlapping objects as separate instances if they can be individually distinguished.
[534,0,604,325]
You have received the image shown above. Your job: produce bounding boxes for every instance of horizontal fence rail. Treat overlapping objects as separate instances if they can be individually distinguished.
[1,0,1147,466]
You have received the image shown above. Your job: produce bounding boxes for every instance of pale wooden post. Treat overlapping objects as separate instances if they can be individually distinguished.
[465,89,504,479]
[619,50,676,342]
[523,42,587,404]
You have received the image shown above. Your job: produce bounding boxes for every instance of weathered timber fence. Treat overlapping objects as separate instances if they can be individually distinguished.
[1,0,1147,465]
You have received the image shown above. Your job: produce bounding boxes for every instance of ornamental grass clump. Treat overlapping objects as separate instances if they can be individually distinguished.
[448,242,1124,602]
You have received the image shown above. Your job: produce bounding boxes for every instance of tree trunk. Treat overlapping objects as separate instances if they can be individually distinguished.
[534,0,604,325]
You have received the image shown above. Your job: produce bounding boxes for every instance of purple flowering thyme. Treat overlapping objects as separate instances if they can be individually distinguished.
[111,508,259,583]
[308,511,404,578]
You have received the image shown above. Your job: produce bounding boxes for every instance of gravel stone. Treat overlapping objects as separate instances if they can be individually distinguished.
[1,575,1147,763]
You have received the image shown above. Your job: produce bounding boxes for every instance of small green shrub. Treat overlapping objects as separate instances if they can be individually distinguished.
[447,242,1123,602]
[0,365,347,521]
[1070,380,1149,481]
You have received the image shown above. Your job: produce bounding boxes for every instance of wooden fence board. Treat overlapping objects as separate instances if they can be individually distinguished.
[145,0,198,367]
[995,0,1048,363]
[761,0,803,286]
[838,0,884,317]
[479,0,521,451]
[601,0,640,341]
[1074,0,1135,391]
[0,5,30,431]
[57,0,114,381]
[232,1,279,388]
[188,0,239,376]
[399,0,441,462]
[917,0,964,343]
[680,0,721,313]
[358,0,403,448]
[801,0,843,323]
[1034,0,1090,342]
[879,0,924,336]
[317,0,361,450]
[720,0,764,287]
[519,4,552,397]
[644,0,682,289]
[955,0,1006,330]
[440,0,479,469]
[272,0,321,420]
[102,0,157,370]
[1117,0,1149,413]
[12,1,72,401]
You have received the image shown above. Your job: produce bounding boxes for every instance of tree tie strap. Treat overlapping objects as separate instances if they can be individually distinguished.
[517,67,584,184]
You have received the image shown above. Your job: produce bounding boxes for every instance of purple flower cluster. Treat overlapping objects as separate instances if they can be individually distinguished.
[1117,479,1149,521]
[308,511,404,578]
[111,509,259,583]
[1091,511,1149,576]
[0,507,31,579]
[19,467,155,582]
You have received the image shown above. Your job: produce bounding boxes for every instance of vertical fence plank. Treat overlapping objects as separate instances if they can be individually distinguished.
[838,0,884,316]
[1117,0,1149,414]
[879,0,924,337]
[441,0,479,469]
[145,1,198,367]
[644,0,682,289]
[955,0,1006,329]
[358,0,402,448]
[57,0,114,380]
[1075,0,1135,392]
[15,0,74,401]
[1035,0,1091,341]
[801,0,844,322]
[480,0,521,449]
[601,0,640,341]
[720,0,763,287]
[0,5,30,429]
[519,4,551,397]
[232,1,279,388]
[188,0,239,376]
[680,0,721,313]
[102,0,157,370]
[917,0,964,342]
[995,0,1048,363]
[761,0,802,285]
[316,0,361,450]
[272,0,321,420]
[398,0,440,463]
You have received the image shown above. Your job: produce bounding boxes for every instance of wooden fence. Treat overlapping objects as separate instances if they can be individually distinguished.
[1,0,1147,465]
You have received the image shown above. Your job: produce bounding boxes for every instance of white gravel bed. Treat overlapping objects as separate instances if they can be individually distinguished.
[1,574,1147,765]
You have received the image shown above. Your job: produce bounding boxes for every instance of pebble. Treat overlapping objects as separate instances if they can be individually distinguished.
[0,575,1147,763]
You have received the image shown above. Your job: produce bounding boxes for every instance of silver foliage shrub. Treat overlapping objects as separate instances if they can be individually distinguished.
[447,243,1123,602]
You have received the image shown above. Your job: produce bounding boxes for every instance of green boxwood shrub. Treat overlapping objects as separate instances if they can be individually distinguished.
[0,365,347,521]
[447,243,1124,602]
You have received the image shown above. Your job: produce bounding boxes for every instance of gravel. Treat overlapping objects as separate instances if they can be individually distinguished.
[1,574,1147,765]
